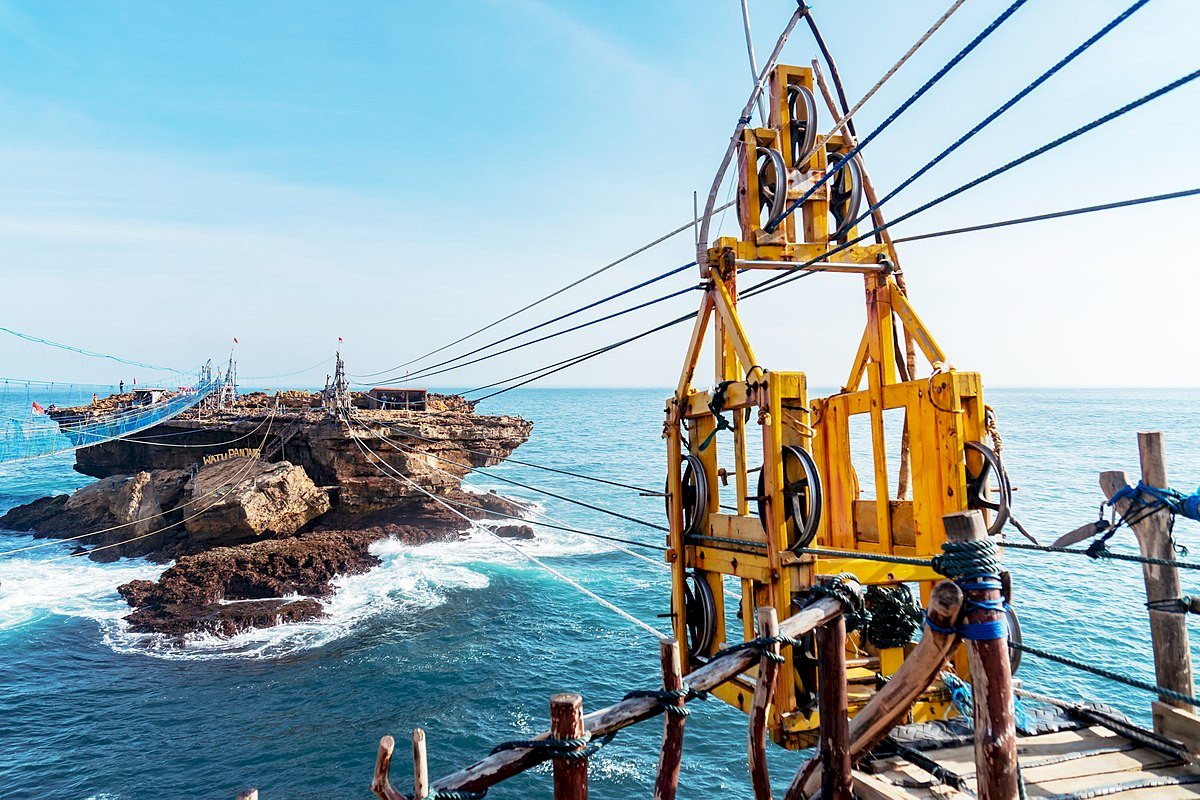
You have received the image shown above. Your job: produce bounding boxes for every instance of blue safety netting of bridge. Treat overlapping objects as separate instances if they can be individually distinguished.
[0,377,220,462]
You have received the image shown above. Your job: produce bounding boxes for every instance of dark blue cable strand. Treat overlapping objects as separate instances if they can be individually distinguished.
[386,285,698,384]
[764,0,1031,233]
[400,262,695,382]
[851,0,1152,234]
[744,65,1200,298]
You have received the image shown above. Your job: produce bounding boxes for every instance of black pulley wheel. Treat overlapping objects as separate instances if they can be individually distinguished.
[1006,603,1022,675]
[964,440,1012,536]
[828,153,864,241]
[757,146,788,228]
[786,83,818,167]
[666,454,708,538]
[756,445,823,549]
[683,571,717,660]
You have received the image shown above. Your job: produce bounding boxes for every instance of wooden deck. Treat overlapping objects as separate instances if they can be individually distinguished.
[856,724,1200,799]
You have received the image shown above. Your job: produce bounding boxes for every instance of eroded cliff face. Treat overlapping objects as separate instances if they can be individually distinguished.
[0,396,534,638]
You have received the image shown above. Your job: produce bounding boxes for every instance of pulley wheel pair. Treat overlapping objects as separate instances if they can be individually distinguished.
[756,445,823,550]
[964,441,1012,536]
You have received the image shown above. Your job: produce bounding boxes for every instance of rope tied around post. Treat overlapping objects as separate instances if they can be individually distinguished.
[804,573,870,633]
[623,683,707,717]
[1110,480,1200,523]
[697,380,736,451]
[490,731,616,761]
[931,538,1003,580]
[711,633,802,664]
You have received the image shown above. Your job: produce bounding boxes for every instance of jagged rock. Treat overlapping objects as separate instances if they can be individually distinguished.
[119,508,470,637]
[0,469,189,561]
[489,524,535,540]
[182,458,330,547]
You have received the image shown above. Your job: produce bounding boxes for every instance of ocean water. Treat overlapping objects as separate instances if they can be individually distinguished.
[2,386,1199,799]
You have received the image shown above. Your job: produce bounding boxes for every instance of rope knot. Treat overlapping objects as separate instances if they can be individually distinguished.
[932,538,1001,579]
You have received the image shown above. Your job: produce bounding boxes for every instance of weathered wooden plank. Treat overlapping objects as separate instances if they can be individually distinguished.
[748,607,781,800]
[653,638,685,800]
[550,693,587,800]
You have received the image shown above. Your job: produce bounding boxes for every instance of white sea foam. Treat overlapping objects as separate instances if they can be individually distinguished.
[0,535,165,631]
[0,497,625,660]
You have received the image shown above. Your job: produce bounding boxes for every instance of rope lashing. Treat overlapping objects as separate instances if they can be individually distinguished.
[1146,596,1200,615]
[864,584,923,649]
[999,539,1200,571]
[940,672,974,719]
[711,634,800,664]
[697,380,736,452]
[1012,642,1200,709]
[804,573,869,633]
[490,731,616,761]
[622,683,707,717]
[1110,480,1200,522]
[931,538,1003,579]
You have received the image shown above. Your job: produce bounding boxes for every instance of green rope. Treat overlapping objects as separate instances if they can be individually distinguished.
[1013,642,1200,708]
[795,546,935,567]
[999,540,1200,571]
[932,538,1002,579]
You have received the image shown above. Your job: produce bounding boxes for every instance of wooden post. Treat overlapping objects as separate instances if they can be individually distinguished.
[654,638,686,800]
[1101,431,1194,715]
[816,614,852,800]
[784,580,965,800]
[235,791,258,800]
[550,693,587,800]
[943,510,1018,800]
[413,728,429,800]
[748,606,780,800]
[371,735,404,800]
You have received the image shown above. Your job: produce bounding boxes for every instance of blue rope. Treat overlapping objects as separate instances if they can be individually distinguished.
[850,0,1152,235]
[0,326,182,372]
[764,0,1030,232]
[1111,480,1200,522]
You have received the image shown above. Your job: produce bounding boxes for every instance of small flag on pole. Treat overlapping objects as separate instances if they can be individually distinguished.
[31,401,44,414]
[233,338,239,344]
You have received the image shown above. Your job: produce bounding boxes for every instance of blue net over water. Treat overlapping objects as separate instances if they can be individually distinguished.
[0,378,218,462]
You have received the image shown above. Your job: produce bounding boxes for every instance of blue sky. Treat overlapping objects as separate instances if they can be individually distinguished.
[1,0,1197,390]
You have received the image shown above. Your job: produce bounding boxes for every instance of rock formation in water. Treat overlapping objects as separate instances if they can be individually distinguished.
[0,391,534,638]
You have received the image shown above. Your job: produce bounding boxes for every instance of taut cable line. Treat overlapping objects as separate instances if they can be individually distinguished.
[344,418,668,640]
[354,203,734,379]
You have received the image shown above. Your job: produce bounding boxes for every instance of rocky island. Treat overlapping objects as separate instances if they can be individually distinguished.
[0,390,533,639]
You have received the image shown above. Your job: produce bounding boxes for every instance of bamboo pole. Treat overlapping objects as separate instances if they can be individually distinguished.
[748,607,781,800]
[653,638,686,800]
[944,510,1018,800]
[816,615,852,800]
[784,580,964,800]
[413,728,429,800]
[427,597,846,796]
[551,693,587,800]
[372,735,404,800]
[1101,432,1194,716]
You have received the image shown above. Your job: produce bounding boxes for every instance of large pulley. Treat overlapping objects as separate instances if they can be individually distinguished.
[666,453,708,537]
[964,440,1012,536]
[757,146,788,228]
[786,83,818,167]
[757,445,823,549]
[683,570,716,660]
[827,152,864,241]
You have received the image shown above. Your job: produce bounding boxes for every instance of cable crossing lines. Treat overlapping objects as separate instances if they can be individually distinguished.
[892,187,1200,244]
[848,0,1154,243]
[389,284,699,386]
[344,419,668,640]
[355,203,734,379]
[763,0,1031,233]
[379,263,697,386]
[742,63,1200,299]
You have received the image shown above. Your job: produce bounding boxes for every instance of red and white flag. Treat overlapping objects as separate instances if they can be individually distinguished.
[31,401,44,414]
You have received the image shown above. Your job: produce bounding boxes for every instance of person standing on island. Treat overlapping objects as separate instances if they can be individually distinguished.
[119,380,124,393]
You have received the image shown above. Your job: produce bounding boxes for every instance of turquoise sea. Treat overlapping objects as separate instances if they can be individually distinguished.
[2,386,1199,799]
